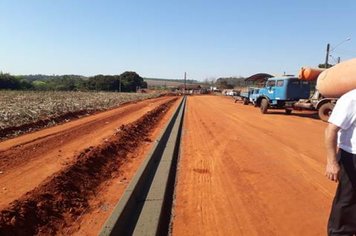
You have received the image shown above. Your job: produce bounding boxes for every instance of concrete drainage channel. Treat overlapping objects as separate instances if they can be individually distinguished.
[99,96,186,236]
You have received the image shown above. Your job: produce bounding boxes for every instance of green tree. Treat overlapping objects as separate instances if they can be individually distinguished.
[87,75,119,91]
[0,73,21,89]
[18,78,33,90]
[32,80,48,90]
[318,63,333,69]
[119,71,147,92]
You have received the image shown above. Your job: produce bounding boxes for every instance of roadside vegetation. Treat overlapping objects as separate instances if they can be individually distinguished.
[0,71,147,92]
[0,91,159,132]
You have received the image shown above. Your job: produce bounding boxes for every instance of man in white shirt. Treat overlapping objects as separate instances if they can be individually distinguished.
[325,89,356,235]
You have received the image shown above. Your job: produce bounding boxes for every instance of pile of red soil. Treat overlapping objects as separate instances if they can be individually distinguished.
[0,98,177,235]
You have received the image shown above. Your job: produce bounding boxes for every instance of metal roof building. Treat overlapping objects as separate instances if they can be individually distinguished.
[244,73,274,83]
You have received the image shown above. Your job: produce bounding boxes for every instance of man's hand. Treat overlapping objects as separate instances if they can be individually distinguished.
[325,161,340,182]
[325,123,341,182]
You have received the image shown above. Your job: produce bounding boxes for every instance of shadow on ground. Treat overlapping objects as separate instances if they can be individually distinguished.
[265,111,321,120]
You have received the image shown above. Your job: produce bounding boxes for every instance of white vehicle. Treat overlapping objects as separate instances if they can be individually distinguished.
[226,91,237,96]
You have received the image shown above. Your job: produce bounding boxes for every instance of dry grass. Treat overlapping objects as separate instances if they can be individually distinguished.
[0,91,159,129]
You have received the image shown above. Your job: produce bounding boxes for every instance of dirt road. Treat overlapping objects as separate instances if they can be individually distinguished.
[173,95,336,236]
[0,96,174,209]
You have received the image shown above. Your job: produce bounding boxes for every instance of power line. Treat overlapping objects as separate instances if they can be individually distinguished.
[332,48,356,56]
[329,55,339,64]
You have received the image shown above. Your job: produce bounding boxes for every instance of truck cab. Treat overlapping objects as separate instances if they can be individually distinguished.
[239,87,260,105]
[249,88,260,106]
[255,77,310,114]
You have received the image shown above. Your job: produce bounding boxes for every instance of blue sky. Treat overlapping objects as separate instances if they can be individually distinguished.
[0,0,355,80]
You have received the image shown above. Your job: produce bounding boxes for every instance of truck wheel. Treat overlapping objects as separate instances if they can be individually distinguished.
[243,98,249,105]
[260,99,269,114]
[318,103,333,122]
[285,109,292,115]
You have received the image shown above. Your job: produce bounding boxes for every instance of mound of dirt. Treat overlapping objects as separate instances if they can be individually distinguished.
[0,98,177,235]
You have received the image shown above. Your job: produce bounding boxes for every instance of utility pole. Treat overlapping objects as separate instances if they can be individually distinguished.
[184,72,187,93]
[324,38,350,67]
[325,43,330,68]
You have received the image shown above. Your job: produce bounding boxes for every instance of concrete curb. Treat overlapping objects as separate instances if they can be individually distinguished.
[99,96,186,236]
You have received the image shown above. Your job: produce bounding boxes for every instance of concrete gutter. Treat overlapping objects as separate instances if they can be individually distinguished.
[99,96,186,236]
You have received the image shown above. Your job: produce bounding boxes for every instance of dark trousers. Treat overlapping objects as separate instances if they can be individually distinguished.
[328,149,356,236]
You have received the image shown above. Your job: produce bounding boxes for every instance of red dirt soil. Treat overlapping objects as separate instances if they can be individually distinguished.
[69,98,181,235]
[0,97,179,235]
[0,96,173,209]
[172,95,336,236]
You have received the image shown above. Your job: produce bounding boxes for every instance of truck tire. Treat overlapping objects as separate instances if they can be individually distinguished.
[243,98,249,105]
[318,102,333,122]
[285,109,292,115]
[260,99,269,114]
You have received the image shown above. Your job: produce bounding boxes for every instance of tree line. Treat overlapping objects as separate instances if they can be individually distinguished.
[215,76,246,89]
[0,71,147,92]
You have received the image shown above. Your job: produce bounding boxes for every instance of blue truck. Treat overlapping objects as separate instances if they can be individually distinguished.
[243,76,311,114]
[238,87,260,106]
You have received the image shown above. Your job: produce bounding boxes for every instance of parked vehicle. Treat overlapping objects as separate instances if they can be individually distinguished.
[239,87,260,106]
[294,90,338,121]
[225,90,238,96]
[237,65,347,121]
[253,76,311,114]
[296,67,340,122]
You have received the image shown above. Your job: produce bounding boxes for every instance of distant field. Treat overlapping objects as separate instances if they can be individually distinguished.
[144,78,200,88]
[0,91,159,130]
[145,79,184,87]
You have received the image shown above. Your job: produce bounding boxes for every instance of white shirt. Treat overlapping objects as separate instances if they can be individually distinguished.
[328,89,356,154]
